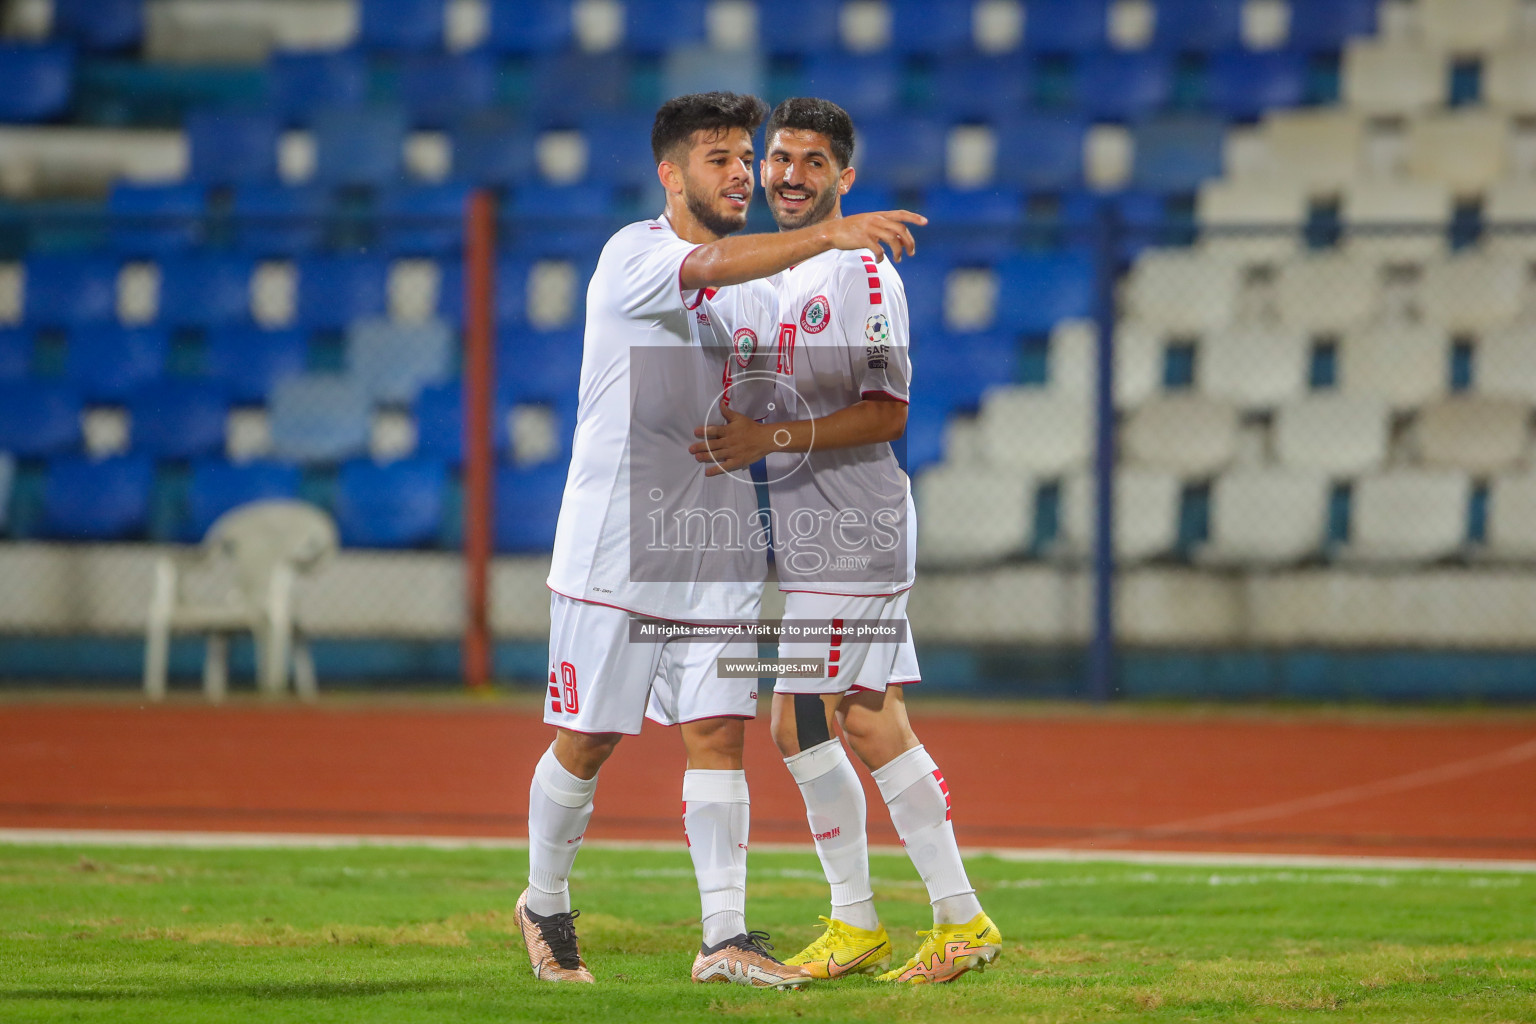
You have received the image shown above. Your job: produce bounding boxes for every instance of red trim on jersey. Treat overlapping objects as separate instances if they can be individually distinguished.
[860,389,910,405]
[778,584,915,597]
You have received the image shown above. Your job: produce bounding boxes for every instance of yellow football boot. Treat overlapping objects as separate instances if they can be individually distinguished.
[783,915,892,979]
[877,911,1001,984]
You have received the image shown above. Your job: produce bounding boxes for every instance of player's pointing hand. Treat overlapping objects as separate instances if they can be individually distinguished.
[825,210,927,264]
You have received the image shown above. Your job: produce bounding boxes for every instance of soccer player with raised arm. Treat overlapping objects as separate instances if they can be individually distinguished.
[518,91,926,989]
[689,97,1001,984]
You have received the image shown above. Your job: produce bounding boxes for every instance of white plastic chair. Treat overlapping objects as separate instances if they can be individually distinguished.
[1196,179,1307,260]
[1122,249,1241,334]
[1274,253,1381,333]
[1339,323,1449,410]
[1419,254,1525,333]
[978,388,1092,474]
[1198,469,1331,566]
[1483,180,1536,259]
[1199,326,1311,410]
[1405,112,1511,195]
[1273,393,1392,473]
[1342,40,1445,116]
[143,500,338,701]
[1485,43,1536,114]
[915,464,1034,565]
[1419,0,1520,55]
[1057,468,1183,563]
[1259,110,1365,190]
[1338,470,1472,564]
[1341,180,1453,260]
[1121,394,1240,475]
[1478,326,1536,401]
[1487,472,1536,559]
[1411,396,1531,473]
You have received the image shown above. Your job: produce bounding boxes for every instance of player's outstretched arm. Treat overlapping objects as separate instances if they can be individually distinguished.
[680,210,927,291]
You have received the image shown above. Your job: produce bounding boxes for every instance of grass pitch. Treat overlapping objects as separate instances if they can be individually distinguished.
[0,843,1532,1023]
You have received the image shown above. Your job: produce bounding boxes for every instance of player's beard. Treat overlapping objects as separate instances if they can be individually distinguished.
[683,178,749,238]
[769,184,838,231]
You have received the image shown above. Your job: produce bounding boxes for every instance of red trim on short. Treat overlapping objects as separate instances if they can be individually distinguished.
[778,584,914,597]
[546,584,745,628]
[860,389,909,405]
[652,712,757,727]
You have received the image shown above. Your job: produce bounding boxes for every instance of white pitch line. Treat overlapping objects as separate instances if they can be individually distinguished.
[1,828,1533,872]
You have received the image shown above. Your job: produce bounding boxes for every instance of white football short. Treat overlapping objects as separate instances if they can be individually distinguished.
[773,589,920,695]
[545,592,760,735]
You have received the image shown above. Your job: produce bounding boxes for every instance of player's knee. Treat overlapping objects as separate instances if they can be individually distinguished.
[554,729,621,778]
[681,715,745,766]
[769,708,799,756]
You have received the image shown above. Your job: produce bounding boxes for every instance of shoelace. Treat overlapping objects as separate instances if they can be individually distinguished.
[740,929,778,956]
[539,909,584,970]
[799,916,840,957]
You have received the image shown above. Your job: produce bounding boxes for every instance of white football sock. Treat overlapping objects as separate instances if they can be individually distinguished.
[683,768,750,947]
[872,744,983,926]
[525,744,597,918]
[784,739,878,931]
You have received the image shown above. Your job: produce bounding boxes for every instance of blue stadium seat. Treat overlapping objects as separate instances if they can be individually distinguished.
[801,54,901,118]
[399,53,497,129]
[929,54,1034,121]
[0,382,82,456]
[266,51,369,125]
[495,461,568,552]
[437,257,532,327]
[1207,50,1307,119]
[0,329,31,380]
[891,0,975,54]
[1022,0,1110,52]
[847,116,946,189]
[898,400,947,476]
[335,457,447,547]
[186,459,301,539]
[294,255,389,330]
[921,186,1027,262]
[0,451,13,533]
[65,326,169,403]
[499,328,582,404]
[22,254,119,328]
[1152,0,1244,52]
[505,186,617,259]
[312,106,408,187]
[156,254,256,328]
[993,113,1086,190]
[229,184,328,256]
[42,454,153,540]
[187,110,281,184]
[994,251,1097,334]
[1129,115,1227,193]
[840,184,899,217]
[920,333,1021,412]
[0,44,75,122]
[1074,52,1175,121]
[346,316,454,403]
[580,109,659,190]
[268,374,372,462]
[53,0,143,52]
[902,258,948,334]
[108,183,206,256]
[1287,0,1376,52]
[758,0,841,57]
[359,0,445,52]
[484,0,572,54]
[526,53,634,122]
[624,0,706,55]
[450,110,538,187]
[129,380,230,459]
[414,379,509,463]
[376,183,473,255]
[204,326,309,403]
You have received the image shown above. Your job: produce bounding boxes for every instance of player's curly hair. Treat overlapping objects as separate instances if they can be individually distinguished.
[650,92,770,163]
[765,97,856,170]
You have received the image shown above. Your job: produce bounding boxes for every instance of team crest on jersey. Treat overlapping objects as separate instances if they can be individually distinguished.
[732,327,757,368]
[800,294,830,334]
[864,313,890,345]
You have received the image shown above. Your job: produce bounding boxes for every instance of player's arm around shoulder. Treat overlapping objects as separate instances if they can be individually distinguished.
[679,210,928,292]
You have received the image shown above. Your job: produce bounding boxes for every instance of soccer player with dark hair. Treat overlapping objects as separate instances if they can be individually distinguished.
[517,91,927,988]
[689,96,1002,984]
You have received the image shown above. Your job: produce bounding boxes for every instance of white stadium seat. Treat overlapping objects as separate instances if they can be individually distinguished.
[915,464,1034,565]
[1410,396,1531,473]
[1196,180,1307,259]
[1339,323,1449,409]
[1057,468,1183,563]
[1111,320,1169,409]
[1487,472,1536,559]
[1121,394,1239,475]
[1478,327,1536,402]
[1198,325,1311,409]
[1484,43,1536,114]
[1483,180,1536,258]
[1342,41,1444,116]
[1122,249,1241,333]
[1273,393,1391,473]
[1258,110,1365,191]
[1341,180,1453,259]
[1418,0,1521,55]
[977,388,1092,474]
[1198,469,1331,566]
[1046,319,1096,399]
[1274,253,1381,333]
[1419,254,1525,333]
[1338,470,1472,564]
[1405,112,1512,195]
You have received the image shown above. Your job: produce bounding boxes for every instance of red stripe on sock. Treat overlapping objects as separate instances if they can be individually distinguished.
[934,769,951,820]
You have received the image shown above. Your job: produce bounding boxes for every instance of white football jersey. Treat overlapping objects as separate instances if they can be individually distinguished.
[547,215,778,622]
[766,247,916,596]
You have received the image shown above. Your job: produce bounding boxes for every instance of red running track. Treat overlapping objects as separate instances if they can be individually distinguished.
[1,701,1533,861]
